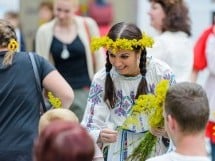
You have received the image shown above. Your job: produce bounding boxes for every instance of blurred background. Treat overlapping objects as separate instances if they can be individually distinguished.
[0,0,214,84]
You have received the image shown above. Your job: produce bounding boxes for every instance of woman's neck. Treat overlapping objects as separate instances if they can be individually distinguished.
[56,18,75,28]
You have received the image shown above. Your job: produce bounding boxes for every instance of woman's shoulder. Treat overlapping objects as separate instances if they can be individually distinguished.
[147,57,174,75]
[37,19,56,32]
[159,31,191,42]
[75,15,98,27]
[75,15,97,25]
[93,67,107,80]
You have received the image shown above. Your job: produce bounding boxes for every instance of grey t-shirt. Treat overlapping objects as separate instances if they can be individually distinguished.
[0,51,55,161]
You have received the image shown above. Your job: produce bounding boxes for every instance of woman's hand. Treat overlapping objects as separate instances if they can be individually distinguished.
[150,127,168,138]
[98,128,118,143]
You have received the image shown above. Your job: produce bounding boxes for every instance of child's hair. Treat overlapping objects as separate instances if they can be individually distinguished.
[34,120,95,161]
[104,22,148,108]
[38,108,79,134]
[165,82,209,134]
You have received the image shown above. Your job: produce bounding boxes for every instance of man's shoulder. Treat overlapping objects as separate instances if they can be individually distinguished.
[146,153,170,161]
[146,151,211,161]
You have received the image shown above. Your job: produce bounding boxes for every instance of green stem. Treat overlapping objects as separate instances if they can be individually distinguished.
[126,131,157,161]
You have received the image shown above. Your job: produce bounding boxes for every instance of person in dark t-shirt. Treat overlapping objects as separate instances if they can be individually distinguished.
[0,19,74,161]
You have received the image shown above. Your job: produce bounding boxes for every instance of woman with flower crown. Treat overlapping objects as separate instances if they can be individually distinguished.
[81,22,176,161]
[0,19,74,161]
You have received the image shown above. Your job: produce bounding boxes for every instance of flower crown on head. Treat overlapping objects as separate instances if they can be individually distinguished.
[91,33,154,53]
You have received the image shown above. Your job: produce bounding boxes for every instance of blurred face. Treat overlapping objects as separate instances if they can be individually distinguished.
[54,0,78,24]
[39,6,53,23]
[108,50,140,76]
[148,2,166,31]
[4,16,19,28]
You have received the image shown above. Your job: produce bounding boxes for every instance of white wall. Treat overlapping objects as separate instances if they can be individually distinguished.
[0,0,20,18]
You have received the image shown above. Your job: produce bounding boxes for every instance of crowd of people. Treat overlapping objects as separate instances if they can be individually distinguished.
[0,0,214,161]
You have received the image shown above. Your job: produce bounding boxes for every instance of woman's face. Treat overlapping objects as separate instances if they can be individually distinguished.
[108,50,140,76]
[148,2,166,31]
[39,6,53,23]
[54,0,78,24]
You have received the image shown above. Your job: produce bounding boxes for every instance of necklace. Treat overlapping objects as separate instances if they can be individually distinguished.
[61,44,70,59]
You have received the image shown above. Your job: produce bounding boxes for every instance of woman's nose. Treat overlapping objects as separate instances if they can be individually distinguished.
[58,11,66,19]
[113,58,122,67]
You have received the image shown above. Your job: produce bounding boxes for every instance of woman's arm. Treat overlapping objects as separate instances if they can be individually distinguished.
[190,69,199,82]
[206,34,215,75]
[42,70,74,108]
[81,72,111,142]
[85,17,106,72]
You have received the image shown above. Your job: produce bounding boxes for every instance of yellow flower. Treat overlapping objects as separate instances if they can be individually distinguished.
[121,79,169,129]
[47,92,62,108]
[91,33,154,53]
[8,39,19,52]
[125,79,170,161]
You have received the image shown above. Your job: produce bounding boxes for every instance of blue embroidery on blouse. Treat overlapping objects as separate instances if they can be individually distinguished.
[163,72,176,85]
[114,90,135,117]
[87,82,103,128]
[88,83,103,105]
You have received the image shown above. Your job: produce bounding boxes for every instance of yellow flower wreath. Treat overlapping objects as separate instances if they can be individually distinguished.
[91,33,154,53]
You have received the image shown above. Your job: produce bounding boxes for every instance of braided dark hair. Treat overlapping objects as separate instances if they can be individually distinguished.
[104,50,116,108]
[104,22,148,108]
[136,48,148,98]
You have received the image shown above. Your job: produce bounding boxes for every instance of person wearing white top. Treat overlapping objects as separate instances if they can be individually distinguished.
[146,82,211,161]
[147,0,193,82]
[82,22,176,161]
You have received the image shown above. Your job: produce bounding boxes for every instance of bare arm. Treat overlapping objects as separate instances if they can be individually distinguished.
[42,70,74,108]
[190,69,199,82]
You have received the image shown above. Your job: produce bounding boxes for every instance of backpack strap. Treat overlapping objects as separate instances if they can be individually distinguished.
[29,52,47,113]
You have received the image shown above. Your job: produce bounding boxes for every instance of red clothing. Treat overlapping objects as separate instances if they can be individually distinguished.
[193,26,213,70]
[99,25,110,36]
[206,121,215,143]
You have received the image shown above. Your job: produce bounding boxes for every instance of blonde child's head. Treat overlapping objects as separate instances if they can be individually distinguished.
[38,108,79,134]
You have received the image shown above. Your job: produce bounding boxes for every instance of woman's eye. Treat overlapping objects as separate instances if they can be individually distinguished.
[64,10,70,13]
[121,55,129,59]
[109,54,115,58]
[57,8,62,12]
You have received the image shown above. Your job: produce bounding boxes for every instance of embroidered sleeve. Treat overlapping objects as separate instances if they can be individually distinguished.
[81,75,110,141]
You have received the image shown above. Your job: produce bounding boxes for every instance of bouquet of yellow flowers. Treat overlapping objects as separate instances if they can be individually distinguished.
[122,79,169,161]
